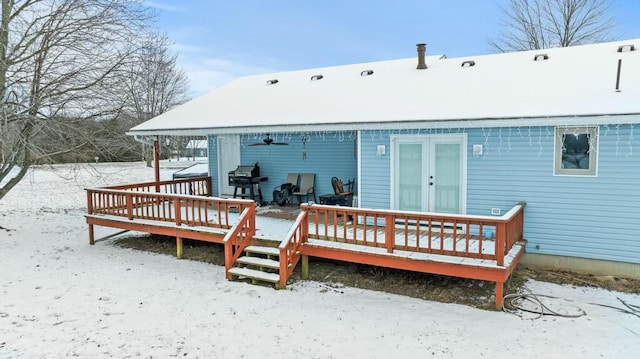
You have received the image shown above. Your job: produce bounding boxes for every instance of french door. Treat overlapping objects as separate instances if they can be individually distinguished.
[392,135,466,214]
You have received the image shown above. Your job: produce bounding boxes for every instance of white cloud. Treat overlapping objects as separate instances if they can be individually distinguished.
[179,57,276,97]
[171,43,280,97]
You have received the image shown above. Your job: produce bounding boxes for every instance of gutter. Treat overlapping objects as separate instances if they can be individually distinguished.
[125,113,640,137]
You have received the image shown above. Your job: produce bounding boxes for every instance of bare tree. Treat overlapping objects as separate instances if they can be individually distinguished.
[121,32,190,166]
[0,0,152,200]
[490,0,616,52]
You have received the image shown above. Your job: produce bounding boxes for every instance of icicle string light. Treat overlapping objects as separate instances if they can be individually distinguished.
[226,123,639,159]
[616,124,620,156]
[498,127,503,156]
[627,124,634,158]
[537,127,543,157]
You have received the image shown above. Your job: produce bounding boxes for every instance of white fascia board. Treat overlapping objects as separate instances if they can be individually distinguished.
[126,113,640,137]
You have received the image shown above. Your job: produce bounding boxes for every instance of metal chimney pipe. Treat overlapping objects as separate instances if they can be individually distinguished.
[416,43,427,70]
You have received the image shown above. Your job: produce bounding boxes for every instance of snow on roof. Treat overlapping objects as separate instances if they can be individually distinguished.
[129,39,640,135]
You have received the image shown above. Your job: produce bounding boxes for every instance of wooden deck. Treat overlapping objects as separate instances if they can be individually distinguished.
[86,177,526,308]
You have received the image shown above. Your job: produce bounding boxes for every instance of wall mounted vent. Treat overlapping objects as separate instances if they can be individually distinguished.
[534,54,549,61]
[461,60,475,67]
[617,44,636,52]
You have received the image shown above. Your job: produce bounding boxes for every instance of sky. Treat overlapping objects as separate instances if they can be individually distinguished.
[146,0,640,96]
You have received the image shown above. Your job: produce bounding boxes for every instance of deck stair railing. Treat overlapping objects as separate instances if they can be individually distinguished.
[223,205,257,276]
[301,202,526,266]
[277,210,309,288]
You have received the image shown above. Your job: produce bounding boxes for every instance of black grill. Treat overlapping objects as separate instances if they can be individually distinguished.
[228,164,260,186]
[228,163,267,203]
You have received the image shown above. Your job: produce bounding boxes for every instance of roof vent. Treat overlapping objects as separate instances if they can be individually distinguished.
[534,53,549,61]
[360,70,374,77]
[461,60,475,67]
[266,79,279,85]
[617,44,635,52]
[310,74,323,81]
[416,43,427,70]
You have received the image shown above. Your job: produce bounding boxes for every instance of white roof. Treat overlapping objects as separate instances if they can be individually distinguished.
[129,39,640,135]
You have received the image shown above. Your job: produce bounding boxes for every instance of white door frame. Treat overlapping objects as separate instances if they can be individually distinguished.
[390,134,467,214]
[217,134,241,197]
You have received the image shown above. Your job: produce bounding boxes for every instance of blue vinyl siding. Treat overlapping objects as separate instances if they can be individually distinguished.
[226,132,357,202]
[360,133,392,210]
[207,135,219,196]
[360,125,640,264]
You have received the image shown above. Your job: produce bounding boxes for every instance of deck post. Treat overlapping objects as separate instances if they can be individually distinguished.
[174,198,182,226]
[154,136,160,192]
[385,215,394,253]
[206,177,213,196]
[495,281,504,309]
[495,223,506,266]
[176,237,183,259]
[126,193,134,220]
[88,224,95,245]
[87,191,95,245]
[301,255,309,279]
[301,206,309,244]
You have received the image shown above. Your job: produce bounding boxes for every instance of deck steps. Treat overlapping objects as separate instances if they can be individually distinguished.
[228,244,283,288]
[244,245,280,257]
[228,267,280,284]
[236,256,280,269]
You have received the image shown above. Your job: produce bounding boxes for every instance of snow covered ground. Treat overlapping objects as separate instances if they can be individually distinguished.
[0,162,638,358]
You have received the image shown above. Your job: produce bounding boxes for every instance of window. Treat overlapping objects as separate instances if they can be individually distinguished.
[554,127,598,176]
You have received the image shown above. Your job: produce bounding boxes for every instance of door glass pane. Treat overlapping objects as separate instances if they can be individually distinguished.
[398,143,422,211]
[434,143,460,214]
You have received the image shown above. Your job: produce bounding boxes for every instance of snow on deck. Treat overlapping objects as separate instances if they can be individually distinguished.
[94,203,510,266]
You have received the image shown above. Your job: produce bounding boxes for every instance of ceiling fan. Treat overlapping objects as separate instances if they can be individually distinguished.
[249,133,289,146]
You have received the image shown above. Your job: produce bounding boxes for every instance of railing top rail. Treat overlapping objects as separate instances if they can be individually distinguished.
[85,187,255,205]
[279,210,307,250]
[222,207,253,244]
[301,201,526,223]
[102,176,211,190]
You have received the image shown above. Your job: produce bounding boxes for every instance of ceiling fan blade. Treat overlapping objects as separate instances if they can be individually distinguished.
[248,143,268,146]
[271,142,289,145]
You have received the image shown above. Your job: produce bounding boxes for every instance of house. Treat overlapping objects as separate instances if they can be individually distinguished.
[185,139,208,158]
[126,39,640,280]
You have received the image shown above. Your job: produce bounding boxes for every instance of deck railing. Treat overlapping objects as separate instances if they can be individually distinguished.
[278,210,309,288]
[223,206,257,277]
[106,176,212,196]
[301,202,526,266]
[86,183,253,230]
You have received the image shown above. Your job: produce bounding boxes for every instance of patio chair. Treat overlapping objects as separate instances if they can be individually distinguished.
[293,173,316,203]
[331,177,354,206]
[273,173,299,206]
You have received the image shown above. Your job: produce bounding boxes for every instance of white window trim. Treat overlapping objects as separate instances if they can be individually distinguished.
[553,126,599,177]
